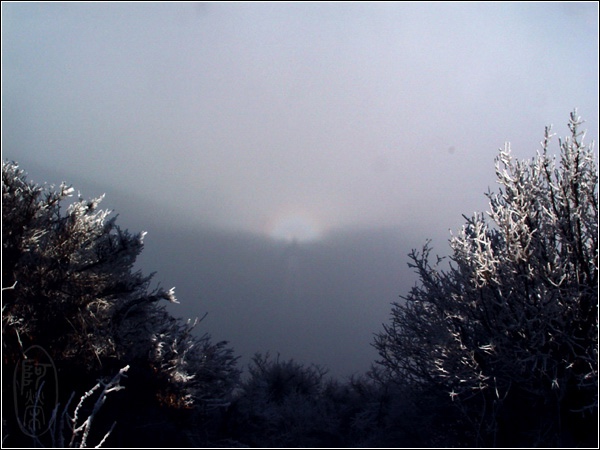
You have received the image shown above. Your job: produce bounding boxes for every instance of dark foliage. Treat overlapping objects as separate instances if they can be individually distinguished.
[373,111,598,447]
[2,161,239,447]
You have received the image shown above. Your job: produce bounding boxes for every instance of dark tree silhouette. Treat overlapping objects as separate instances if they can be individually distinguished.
[2,161,239,446]
[374,111,598,446]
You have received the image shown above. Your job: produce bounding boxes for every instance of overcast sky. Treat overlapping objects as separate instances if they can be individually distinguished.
[2,2,598,377]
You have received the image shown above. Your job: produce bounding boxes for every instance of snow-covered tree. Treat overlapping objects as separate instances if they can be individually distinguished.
[2,161,239,446]
[373,111,598,446]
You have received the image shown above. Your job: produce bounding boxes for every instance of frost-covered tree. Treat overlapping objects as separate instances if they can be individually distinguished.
[2,161,239,446]
[373,111,598,446]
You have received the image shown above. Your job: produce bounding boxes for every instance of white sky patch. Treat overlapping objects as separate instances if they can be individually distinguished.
[1,2,597,238]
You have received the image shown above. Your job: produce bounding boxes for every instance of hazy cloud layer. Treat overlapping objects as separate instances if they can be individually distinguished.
[2,3,598,376]
[139,222,418,378]
[3,2,597,237]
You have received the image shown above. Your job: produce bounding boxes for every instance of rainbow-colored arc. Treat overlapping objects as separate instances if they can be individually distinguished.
[265,206,322,242]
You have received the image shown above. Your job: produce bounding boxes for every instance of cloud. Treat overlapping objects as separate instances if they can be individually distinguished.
[2,2,598,376]
[137,219,419,378]
[3,3,597,239]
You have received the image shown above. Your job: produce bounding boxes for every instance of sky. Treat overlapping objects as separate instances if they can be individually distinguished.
[2,2,598,378]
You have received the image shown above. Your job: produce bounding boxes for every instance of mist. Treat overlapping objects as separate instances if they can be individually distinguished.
[2,2,598,378]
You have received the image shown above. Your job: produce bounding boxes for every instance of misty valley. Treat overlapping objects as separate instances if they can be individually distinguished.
[3,114,597,446]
